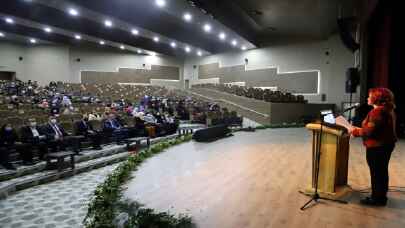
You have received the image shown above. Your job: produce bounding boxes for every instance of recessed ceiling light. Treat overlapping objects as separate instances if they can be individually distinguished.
[150,52,157,56]
[219,32,226,40]
[241,46,247,50]
[99,40,105,45]
[104,20,113,27]
[155,0,166,7]
[153,37,159,42]
[170,42,177,48]
[183,13,192,22]
[203,24,212,32]
[231,40,238,46]
[137,50,142,54]
[0,32,5,37]
[30,38,37,44]
[75,34,81,40]
[68,8,79,16]
[120,45,125,50]
[185,46,191,53]
[131,29,139,35]
[197,51,202,56]
[5,18,14,24]
[44,27,52,33]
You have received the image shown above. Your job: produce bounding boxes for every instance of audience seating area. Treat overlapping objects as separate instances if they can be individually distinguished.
[192,83,307,103]
[0,80,243,172]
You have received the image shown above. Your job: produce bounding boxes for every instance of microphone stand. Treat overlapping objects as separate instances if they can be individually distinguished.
[300,116,348,211]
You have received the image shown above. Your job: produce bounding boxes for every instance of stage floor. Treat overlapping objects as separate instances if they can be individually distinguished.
[123,128,405,228]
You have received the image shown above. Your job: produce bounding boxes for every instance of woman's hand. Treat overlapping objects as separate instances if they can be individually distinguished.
[349,127,360,136]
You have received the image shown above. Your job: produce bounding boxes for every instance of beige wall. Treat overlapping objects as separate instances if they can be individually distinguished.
[185,34,357,109]
[81,65,180,84]
[0,42,184,86]
[198,63,319,93]
[0,42,26,81]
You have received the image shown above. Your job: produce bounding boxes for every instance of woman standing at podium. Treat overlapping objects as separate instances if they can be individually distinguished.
[350,88,397,206]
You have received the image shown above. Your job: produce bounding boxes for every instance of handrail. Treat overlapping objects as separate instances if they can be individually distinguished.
[187,91,269,118]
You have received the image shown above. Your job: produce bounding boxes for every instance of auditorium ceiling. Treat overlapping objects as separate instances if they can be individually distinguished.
[0,0,356,57]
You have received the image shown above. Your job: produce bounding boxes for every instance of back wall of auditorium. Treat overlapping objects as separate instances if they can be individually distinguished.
[0,33,357,109]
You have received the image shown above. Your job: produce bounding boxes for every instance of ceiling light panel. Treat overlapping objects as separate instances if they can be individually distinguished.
[183,13,192,22]
[104,20,113,27]
[44,27,52,33]
[155,0,166,8]
[5,17,14,24]
[68,8,79,16]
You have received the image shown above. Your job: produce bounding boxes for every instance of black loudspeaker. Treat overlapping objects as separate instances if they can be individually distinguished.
[337,18,360,52]
[345,67,359,93]
[192,124,231,142]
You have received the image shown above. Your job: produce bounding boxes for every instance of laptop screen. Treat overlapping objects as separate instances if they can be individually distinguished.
[321,110,335,124]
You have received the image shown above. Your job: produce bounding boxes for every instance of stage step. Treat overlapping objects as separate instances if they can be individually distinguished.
[0,151,129,199]
[0,130,200,199]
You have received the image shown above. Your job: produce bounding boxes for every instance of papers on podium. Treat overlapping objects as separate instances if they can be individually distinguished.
[335,115,354,132]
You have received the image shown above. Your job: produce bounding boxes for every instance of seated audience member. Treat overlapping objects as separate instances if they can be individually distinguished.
[103,113,129,144]
[50,102,60,116]
[0,124,18,170]
[75,114,102,150]
[88,111,102,121]
[20,118,48,162]
[163,113,178,135]
[133,114,147,137]
[42,116,80,153]
[61,95,72,107]
[39,99,49,109]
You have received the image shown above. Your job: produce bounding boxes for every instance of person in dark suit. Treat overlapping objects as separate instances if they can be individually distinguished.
[42,116,80,153]
[20,118,48,162]
[75,114,102,150]
[103,113,128,144]
[0,124,18,170]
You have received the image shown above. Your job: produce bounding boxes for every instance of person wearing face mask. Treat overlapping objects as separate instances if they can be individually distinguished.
[43,116,80,153]
[102,113,129,144]
[20,118,48,163]
[0,124,19,170]
[75,114,102,150]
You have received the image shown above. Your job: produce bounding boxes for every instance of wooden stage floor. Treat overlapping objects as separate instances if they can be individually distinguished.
[123,128,405,228]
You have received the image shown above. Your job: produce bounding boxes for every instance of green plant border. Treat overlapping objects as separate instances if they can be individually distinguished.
[84,134,195,228]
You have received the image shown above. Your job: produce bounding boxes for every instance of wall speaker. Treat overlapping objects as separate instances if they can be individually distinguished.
[337,17,360,52]
[321,94,326,101]
[19,57,23,61]
[76,58,81,62]
[193,65,197,69]
[142,63,146,67]
[345,67,360,93]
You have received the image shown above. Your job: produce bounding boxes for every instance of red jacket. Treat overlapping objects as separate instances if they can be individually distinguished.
[352,106,397,148]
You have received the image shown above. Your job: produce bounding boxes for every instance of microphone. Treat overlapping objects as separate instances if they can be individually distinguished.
[342,103,360,113]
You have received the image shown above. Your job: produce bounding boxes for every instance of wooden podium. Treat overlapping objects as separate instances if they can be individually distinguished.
[304,123,351,199]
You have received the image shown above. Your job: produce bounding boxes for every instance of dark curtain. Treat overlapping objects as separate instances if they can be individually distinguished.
[368,1,392,88]
[366,0,404,137]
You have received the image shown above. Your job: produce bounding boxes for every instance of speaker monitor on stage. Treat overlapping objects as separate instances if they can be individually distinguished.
[192,124,231,142]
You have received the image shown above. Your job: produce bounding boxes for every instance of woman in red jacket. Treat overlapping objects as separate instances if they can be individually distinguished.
[351,88,397,206]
